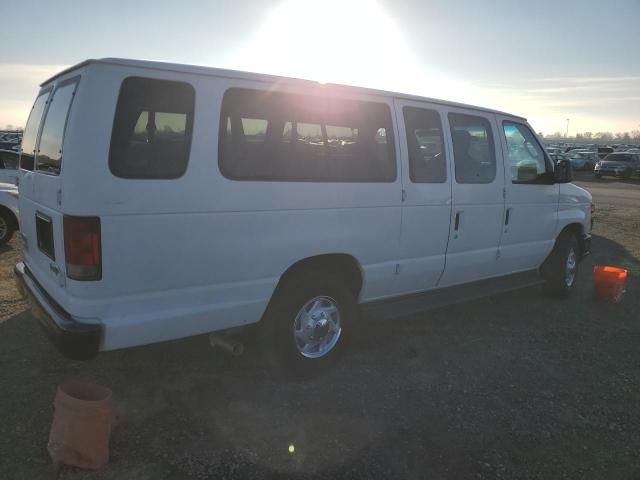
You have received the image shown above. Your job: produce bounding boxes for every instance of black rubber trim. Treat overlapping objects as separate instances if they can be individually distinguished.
[581,234,591,258]
[14,262,102,360]
[361,269,542,322]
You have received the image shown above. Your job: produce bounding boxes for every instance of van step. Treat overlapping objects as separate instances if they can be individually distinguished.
[359,270,543,321]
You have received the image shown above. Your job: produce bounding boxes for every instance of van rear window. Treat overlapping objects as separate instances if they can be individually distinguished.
[219,88,396,182]
[36,78,79,175]
[19,90,50,171]
[109,77,195,179]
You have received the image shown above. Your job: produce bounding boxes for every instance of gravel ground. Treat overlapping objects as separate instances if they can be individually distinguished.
[1,176,639,479]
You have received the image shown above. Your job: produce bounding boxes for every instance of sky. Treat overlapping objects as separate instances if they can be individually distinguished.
[1,0,639,135]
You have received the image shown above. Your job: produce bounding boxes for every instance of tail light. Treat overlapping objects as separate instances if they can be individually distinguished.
[63,216,102,281]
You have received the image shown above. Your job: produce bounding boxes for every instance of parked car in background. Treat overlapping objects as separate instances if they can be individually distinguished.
[597,146,614,159]
[594,153,640,179]
[568,151,598,170]
[549,153,569,162]
[0,132,22,151]
[0,150,19,185]
[546,147,562,156]
[614,145,634,152]
[0,182,19,245]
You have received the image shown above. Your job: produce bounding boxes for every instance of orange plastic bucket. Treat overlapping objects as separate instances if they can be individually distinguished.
[593,266,627,302]
[48,381,113,470]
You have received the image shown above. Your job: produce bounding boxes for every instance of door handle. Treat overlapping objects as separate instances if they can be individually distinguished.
[454,212,461,231]
[505,208,511,226]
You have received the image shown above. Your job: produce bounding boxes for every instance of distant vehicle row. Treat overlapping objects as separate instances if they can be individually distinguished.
[546,142,639,158]
[546,145,640,178]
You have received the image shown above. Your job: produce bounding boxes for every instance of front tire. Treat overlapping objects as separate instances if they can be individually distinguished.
[259,271,356,377]
[542,232,580,299]
[0,212,14,246]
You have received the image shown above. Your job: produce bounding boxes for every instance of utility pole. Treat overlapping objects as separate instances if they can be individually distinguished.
[566,118,570,138]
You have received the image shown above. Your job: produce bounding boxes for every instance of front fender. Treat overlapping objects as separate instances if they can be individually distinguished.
[557,183,591,238]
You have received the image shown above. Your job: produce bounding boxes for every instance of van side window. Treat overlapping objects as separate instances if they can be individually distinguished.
[19,90,50,171]
[36,79,79,175]
[109,77,195,179]
[402,106,446,183]
[448,113,496,184]
[219,88,396,182]
[502,122,550,183]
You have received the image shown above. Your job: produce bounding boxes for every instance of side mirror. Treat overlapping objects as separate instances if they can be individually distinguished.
[516,162,539,182]
[554,159,573,183]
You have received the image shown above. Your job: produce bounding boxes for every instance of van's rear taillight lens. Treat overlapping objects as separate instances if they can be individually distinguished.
[63,216,102,281]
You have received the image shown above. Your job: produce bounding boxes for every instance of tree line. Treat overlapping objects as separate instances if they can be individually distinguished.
[539,131,640,142]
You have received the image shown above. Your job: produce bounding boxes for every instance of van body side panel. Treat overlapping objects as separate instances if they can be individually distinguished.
[392,98,452,295]
[54,67,402,350]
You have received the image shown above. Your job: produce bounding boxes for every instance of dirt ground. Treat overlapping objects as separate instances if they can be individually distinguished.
[1,175,639,479]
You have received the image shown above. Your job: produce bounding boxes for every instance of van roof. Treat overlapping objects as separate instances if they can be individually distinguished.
[43,58,527,121]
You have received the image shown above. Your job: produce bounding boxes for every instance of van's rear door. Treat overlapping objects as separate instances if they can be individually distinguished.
[19,76,80,291]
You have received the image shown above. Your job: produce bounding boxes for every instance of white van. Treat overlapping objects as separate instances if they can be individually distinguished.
[15,58,592,372]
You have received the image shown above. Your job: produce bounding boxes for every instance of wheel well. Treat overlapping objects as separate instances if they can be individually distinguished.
[276,254,364,298]
[541,223,585,277]
[558,223,584,255]
[0,206,18,231]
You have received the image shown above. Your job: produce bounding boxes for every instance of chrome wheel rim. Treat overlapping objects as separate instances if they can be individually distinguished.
[0,216,7,242]
[565,248,577,287]
[293,296,341,359]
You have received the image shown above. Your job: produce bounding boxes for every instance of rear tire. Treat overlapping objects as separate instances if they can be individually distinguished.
[0,212,14,246]
[541,232,580,299]
[259,271,356,377]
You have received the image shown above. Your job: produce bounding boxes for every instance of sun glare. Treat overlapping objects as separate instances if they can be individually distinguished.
[233,0,439,94]
[225,0,514,115]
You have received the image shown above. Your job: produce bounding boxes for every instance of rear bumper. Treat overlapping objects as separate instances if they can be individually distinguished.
[14,262,102,360]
